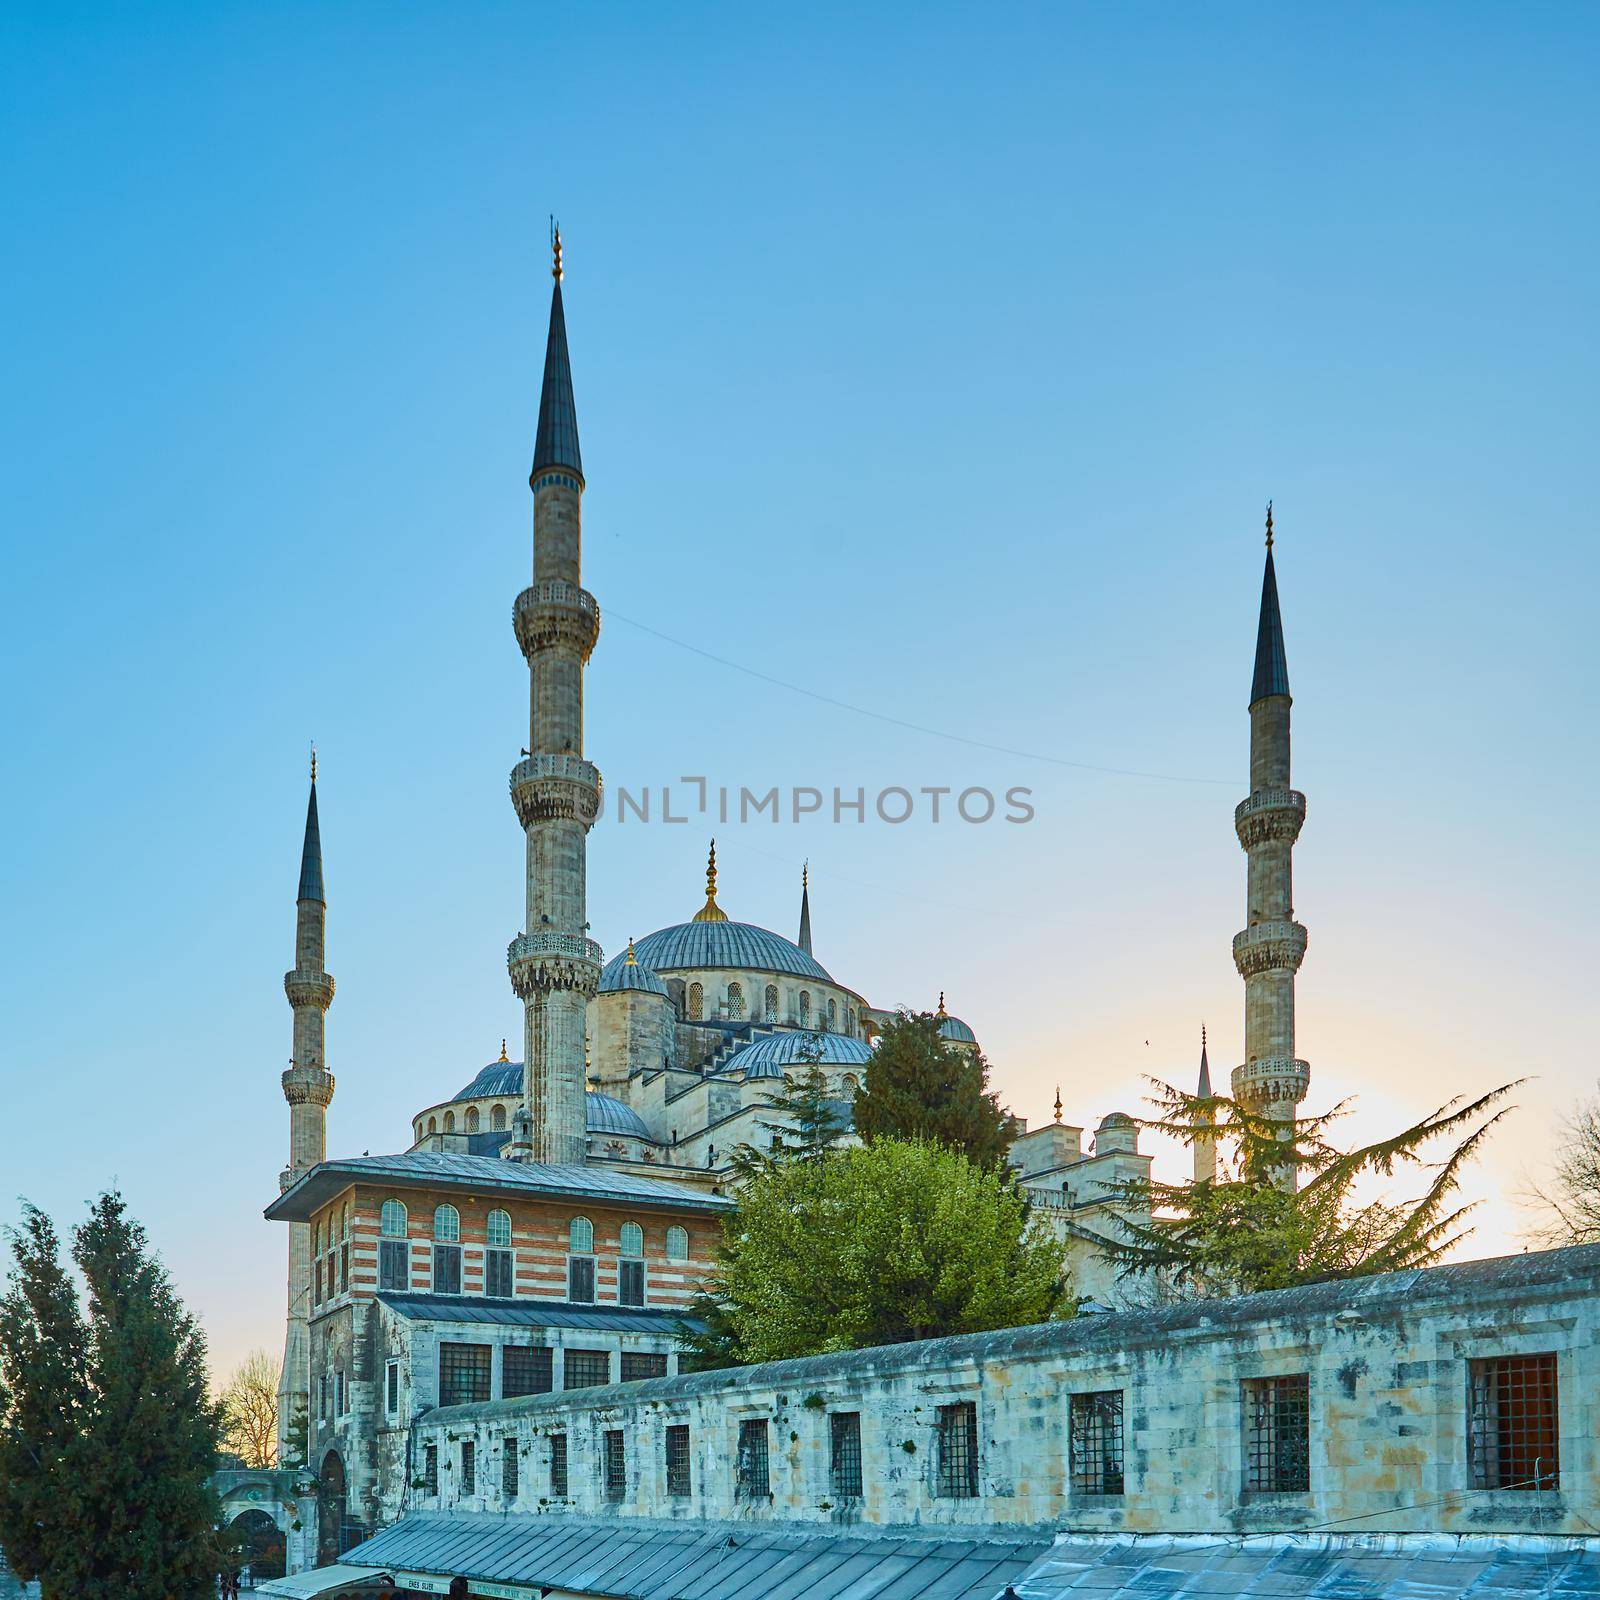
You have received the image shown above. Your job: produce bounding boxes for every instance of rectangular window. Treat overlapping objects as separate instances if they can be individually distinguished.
[603,1429,626,1501]
[936,1402,979,1498]
[339,1242,349,1293]
[568,1256,596,1303]
[378,1240,408,1293]
[334,1370,345,1416]
[1469,1354,1559,1491]
[665,1424,692,1496]
[433,1243,462,1296]
[736,1419,770,1498]
[1069,1390,1125,1496]
[502,1436,519,1499]
[550,1432,569,1498]
[502,1345,554,1399]
[439,1342,492,1406]
[460,1439,475,1495]
[314,1260,323,1305]
[618,1259,646,1307]
[830,1412,863,1499]
[563,1348,610,1390]
[423,1442,438,1495]
[1242,1375,1311,1493]
[319,1373,328,1420]
[385,1359,399,1416]
[620,1351,668,1383]
[485,1248,514,1299]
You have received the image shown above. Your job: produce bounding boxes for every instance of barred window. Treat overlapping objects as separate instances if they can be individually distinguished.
[1069,1391,1125,1495]
[764,984,779,1022]
[502,1345,553,1398]
[385,1359,399,1415]
[603,1429,626,1500]
[465,1106,480,1133]
[830,1412,863,1499]
[423,1442,438,1495]
[460,1439,475,1494]
[314,1259,323,1305]
[334,1370,345,1414]
[439,1342,491,1406]
[427,1116,436,1135]
[619,1259,646,1307]
[485,1248,514,1299]
[687,982,703,1020]
[433,1204,459,1242]
[339,1242,349,1293]
[666,1423,692,1496]
[491,1103,506,1131]
[433,1243,462,1296]
[1469,1354,1559,1491]
[828,998,837,1029]
[380,1199,407,1237]
[736,1419,770,1498]
[443,1111,454,1133]
[619,1221,644,1256]
[563,1348,610,1390]
[378,1239,408,1292]
[1242,1375,1310,1493]
[569,1216,594,1253]
[620,1351,668,1383]
[550,1431,569,1497]
[486,1208,512,1248]
[568,1256,595,1303]
[798,991,811,1026]
[502,1436,518,1499]
[936,1402,979,1498]
[319,1373,327,1420]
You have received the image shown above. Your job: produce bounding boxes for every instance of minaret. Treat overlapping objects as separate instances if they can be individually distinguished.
[1230,505,1310,1189]
[797,861,813,957]
[1193,1024,1218,1186]
[507,226,602,1166]
[278,752,335,1457]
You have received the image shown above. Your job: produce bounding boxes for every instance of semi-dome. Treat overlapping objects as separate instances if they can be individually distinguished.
[586,1092,657,1141]
[720,1029,873,1080]
[453,1058,524,1100]
[597,944,670,996]
[630,919,833,983]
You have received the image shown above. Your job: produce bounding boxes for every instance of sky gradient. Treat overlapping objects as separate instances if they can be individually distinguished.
[2,2,1597,1381]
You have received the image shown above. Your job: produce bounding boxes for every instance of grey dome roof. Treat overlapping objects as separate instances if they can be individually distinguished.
[938,1014,977,1044]
[630,919,833,982]
[586,1092,657,1141]
[453,1060,525,1100]
[597,954,670,996]
[720,1029,873,1080]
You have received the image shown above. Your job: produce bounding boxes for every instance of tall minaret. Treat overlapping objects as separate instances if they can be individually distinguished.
[278,753,335,1457]
[1230,505,1310,1189]
[1193,1024,1217,1186]
[797,861,813,958]
[506,226,602,1166]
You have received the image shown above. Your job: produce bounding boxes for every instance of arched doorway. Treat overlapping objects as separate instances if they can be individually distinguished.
[317,1449,354,1567]
[229,1508,286,1580]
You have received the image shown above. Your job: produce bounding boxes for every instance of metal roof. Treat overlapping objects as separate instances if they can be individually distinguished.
[938,1014,977,1044]
[454,1059,525,1099]
[342,1513,1050,1600]
[719,1029,872,1080]
[376,1293,702,1335]
[600,958,671,997]
[531,279,582,482]
[296,779,324,904]
[588,1093,658,1140]
[264,1151,733,1223]
[623,919,835,983]
[1250,548,1291,705]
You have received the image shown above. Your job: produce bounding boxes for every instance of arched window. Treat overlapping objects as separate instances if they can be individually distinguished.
[486,1209,512,1248]
[427,1116,437,1135]
[726,981,745,1019]
[666,1226,689,1262]
[443,1111,455,1133]
[619,1221,644,1257]
[846,1006,856,1035]
[764,984,778,1022]
[842,1074,859,1093]
[313,1221,321,1255]
[799,991,811,1027]
[827,998,838,1030]
[380,1200,407,1238]
[568,1216,594,1254]
[490,1103,506,1131]
[341,1205,350,1240]
[687,982,703,1020]
[433,1205,460,1243]
[465,1106,480,1133]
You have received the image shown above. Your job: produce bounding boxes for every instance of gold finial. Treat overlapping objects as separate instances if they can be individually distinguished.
[625,937,637,966]
[1201,1021,1207,1048]
[936,990,947,1018]
[1053,1087,1063,1125]
[499,1039,509,1063]
[1265,499,1274,552]
[802,859,808,890]
[692,839,728,923]
[551,218,563,283]
[310,743,317,784]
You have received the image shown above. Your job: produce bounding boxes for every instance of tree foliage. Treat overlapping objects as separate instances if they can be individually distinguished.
[1524,1084,1600,1247]
[1100,1078,1521,1296]
[686,1139,1067,1365]
[0,1192,222,1600]
[853,1011,1021,1170]
[729,1050,853,1180]
[220,1349,281,1470]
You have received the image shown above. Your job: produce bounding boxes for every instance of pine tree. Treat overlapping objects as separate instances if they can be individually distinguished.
[729,1044,853,1178]
[853,1011,1020,1171]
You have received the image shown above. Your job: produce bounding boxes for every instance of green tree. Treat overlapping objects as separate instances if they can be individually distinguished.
[1102,1078,1520,1296]
[281,1396,309,1471]
[692,1139,1067,1364]
[853,1012,1020,1170]
[730,1048,853,1179]
[0,1193,222,1600]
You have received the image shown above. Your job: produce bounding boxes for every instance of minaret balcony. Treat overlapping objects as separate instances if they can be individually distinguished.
[507,931,603,1000]
[281,1061,334,1108]
[510,755,603,829]
[1231,1056,1311,1110]
[513,582,601,664]
[1231,920,1308,978]
[283,969,336,1010]
[1234,787,1306,849]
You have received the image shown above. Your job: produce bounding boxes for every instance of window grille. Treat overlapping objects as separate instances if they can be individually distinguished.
[666,1225,689,1262]
[460,1439,475,1494]
[736,1419,771,1498]
[433,1205,460,1243]
[620,1351,668,1383]
[423,1443,438,1495]
[485,1248,514,1299]
[378,1239,408,1292]
[687,982,703,1020]
[568,1216,594,1253]
[439,1342,491,1406]
[335,1370,345,1415]
[828,998,837,1029]
[619,1221,644,1256]
[603,1429,626,1500]
[764,984,778,1022]
[1069,1391,1125,1495]
[1242,1374,1310,1493]
[433,1244,462,1296]
[385,1360,399,1415]
[486,1208,512,1248]
[936,1402,979,1498]
[502,1345,553,1398]
[563,1348,610,1390]
[319,1373,328,1419]
[799,991,810,1026]
[666,1424,692,1496]
[568,1256,596,1303]
[339,1242,349,1293]
[502,1436,518,1499]
[465,1106,479,1133]
[314,1260,323,1305]
[443,1111,454,1133]
[830,1412,863,1498]
[380,1199,407,1237]
[1469,1354,1559,1490]
[491,1103,506,1131]
[550,1432,569,1497]
[727,981,745,1019]
[619,1259,646,1307]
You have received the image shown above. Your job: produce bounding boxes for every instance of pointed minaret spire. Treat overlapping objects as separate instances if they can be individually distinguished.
[297,752,325,904]
[530,221,583,487]
[1197,1023,1212,1097]
[692,840,728,923]
[1194,1023,1218,1187]
[1250,502,1290,705]
[797,861,813,957]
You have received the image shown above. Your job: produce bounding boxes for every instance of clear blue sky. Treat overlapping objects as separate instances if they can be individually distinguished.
[2,3,1596,1377]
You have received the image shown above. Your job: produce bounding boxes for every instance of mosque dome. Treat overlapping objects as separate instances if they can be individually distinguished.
[597,941,670,996]
[629,920,832,983]
[586,1092,657,1141]
[719,1029,873,1080]
[453,1058,524,1100]
[938,1014,977,1044]
[1098,1111,1136,1131]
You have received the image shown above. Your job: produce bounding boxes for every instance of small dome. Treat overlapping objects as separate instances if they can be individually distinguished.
[938,1014,977,1044]
[720,1029,873,1080]
[631,920,833,983]
[586,1092,656,1141]
[1098,1111,1136,1130]
[597,952,670,996]
[453,1060,525,1100]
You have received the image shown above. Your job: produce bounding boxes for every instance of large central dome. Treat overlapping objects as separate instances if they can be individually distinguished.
[620,920,832,983]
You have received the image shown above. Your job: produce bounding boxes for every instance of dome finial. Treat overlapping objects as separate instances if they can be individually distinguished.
[309,742,317,784]
[1053,1086,1063,1124]
[499,1038,509,1063]
[936,990,947,1018]
[1265,499,1274,552]
[692,839,728,923]
[551,217,563,283]
[625,936,637,966]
